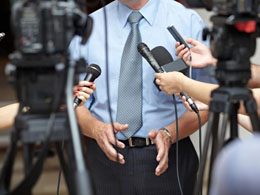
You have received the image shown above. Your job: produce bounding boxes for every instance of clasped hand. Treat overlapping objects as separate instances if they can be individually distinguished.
[93,122,172,176]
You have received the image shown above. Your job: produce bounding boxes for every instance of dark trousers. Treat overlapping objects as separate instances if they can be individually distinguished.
[85,137,198,195]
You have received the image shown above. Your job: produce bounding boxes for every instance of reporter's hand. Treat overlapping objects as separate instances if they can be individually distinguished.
[74,81,96,106]
[180,95,209,112]
[155,72,186,95]
[92,121,128,164]
[148,129,171,176]
[175,38,217,68]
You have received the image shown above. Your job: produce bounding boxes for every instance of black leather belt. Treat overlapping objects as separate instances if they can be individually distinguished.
[120,137,154,147]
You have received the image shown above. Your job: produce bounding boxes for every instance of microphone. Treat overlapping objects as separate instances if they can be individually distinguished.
[0,33,5,42]
[151,46,187,74]
[151,46,198,113]
[73,64,101,108]
[180,92,199,113]
[137,42,165,73]
[151,46,173,66]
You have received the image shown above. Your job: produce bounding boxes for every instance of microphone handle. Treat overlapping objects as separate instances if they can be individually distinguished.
[180,92,199,113]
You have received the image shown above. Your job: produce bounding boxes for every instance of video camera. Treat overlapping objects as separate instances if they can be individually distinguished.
[180,1,260,195]
[0,1,94,195]
[184,0,260,86]
[12,0,90,55]
[186,0,260,16]
[6,0,91,113]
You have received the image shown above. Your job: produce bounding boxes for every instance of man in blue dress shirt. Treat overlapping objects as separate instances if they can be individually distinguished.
[72,0,210,194]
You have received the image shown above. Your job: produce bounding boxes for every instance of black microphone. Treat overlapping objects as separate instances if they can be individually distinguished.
[151,46,187,74]
[180,92,199,113]
[73,64,101,108]
[151,46,198,113]
[137,42,165,73]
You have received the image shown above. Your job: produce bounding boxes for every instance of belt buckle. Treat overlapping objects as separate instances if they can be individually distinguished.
[128,137,134,147]
[145,138,149,146]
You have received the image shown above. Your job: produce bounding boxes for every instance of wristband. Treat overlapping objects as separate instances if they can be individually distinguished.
[160,127,173,144]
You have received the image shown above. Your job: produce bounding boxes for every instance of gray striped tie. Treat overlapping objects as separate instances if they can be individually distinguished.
[116,11,143,139]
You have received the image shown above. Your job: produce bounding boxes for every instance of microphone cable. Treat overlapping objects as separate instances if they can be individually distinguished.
[172,94,184,195]
[188,53,202,159]
[180,91,203,195]
[99,0,120,162]
[197,109,203,195]
[189,54,192,79]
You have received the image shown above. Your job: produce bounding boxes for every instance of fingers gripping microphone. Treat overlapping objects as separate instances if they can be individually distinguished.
[73,64,101,108]
[180,92,199,113]
[137,42,165,73]
[151,46,198,113]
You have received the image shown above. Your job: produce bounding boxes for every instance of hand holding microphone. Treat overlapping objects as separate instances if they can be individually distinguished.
[137,42,198,113]
[137,42,166,73]
[73,64,101,108]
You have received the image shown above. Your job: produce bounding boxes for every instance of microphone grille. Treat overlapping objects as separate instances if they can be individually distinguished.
[137,42,149,53]
[87,64,101,78]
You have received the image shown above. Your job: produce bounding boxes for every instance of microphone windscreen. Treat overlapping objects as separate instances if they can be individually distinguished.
[151,46,173,66]
[87,64,101,78]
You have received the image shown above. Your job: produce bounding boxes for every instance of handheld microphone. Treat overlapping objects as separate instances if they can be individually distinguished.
[73,64,101,108]
[137,42,165,73]
[151,46,187,74]
[0,33,5,42]
[180,92,199,113]
[151,46,198,113]
[167,25,190,49]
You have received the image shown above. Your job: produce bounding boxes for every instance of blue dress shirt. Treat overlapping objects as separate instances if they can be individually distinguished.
[70,0,211,140]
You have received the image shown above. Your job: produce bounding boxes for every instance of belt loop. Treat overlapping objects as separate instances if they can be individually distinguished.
[128,137,134,147]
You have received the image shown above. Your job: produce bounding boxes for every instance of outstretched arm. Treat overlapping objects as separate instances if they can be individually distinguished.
[155,72,260,116]
[155,71,218,105]
[0,103,19,130]
[248,64,260,88]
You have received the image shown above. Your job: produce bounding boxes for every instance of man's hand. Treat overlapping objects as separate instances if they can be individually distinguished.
[148,129,172,176]
[92,122,128,164]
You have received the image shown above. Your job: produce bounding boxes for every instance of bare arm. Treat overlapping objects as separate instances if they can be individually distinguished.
[166,110,209,143]
[248,64,260,88]
[75,106,128,164]
[155,72,218,105]
[238,114,253,132]
[0,103,19,130]
[147,108,209,176]
[155,72,260,117]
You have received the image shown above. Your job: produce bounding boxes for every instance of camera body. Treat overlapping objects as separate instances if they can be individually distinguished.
[187,0,260,16]
[185,0,260,86]
[12,0,88,55]
[212,0,260,16]
[7,0,90,113]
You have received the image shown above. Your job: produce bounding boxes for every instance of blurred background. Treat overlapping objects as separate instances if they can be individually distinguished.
[0,0,259,194]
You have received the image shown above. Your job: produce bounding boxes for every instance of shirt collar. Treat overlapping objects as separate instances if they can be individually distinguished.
[117,0,159,28]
